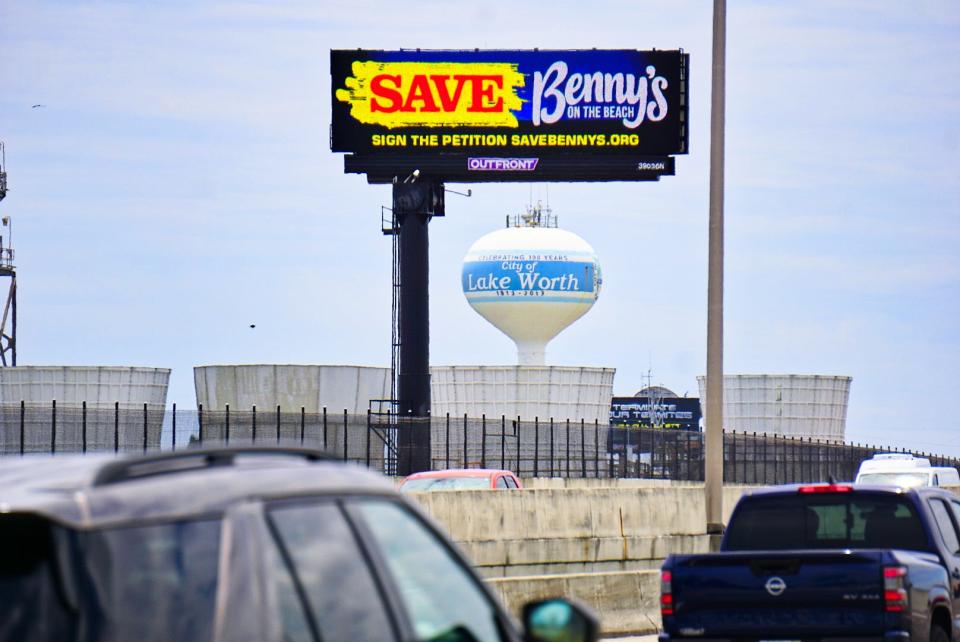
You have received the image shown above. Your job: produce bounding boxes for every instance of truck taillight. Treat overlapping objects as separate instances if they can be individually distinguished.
[660,570,673,616]
[883,566,908,613]
[798,484,853,493]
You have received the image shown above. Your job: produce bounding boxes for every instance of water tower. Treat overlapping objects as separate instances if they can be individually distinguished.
[432,205,614,425]
[461,204,601,365]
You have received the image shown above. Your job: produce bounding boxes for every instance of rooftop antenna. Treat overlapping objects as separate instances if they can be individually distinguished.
[507,200,557,229]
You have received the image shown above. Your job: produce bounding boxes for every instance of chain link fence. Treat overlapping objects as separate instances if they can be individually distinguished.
[1,402,958,484]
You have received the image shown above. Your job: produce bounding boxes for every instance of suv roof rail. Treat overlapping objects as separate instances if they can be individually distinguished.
[92,445,338,487]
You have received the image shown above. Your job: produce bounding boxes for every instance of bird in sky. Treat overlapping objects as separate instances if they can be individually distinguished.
[249,324,256,329]
[31,104,45,109]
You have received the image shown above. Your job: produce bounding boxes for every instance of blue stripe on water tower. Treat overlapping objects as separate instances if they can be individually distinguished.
[462,259,596,297]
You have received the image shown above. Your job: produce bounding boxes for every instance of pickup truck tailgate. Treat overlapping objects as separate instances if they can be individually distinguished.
[669,550,887,638]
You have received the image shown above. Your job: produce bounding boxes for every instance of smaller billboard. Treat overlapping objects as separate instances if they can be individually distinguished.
[609,396,701,431]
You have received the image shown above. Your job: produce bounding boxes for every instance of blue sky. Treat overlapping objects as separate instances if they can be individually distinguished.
[0,1,957,455]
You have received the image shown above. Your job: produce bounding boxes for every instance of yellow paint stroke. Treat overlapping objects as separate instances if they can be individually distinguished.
[336,61,525,129]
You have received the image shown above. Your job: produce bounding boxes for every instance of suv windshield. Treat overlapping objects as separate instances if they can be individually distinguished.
[725,493,929,552]
[401,477,491,492]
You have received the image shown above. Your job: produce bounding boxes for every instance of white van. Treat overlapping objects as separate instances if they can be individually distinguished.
[854,453,960,487]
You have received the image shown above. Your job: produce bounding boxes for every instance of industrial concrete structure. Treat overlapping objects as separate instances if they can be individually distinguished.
[194,364,614,425]
[696,374,851,442]
[0,366,170,452]
[431,365,615,424]
[193,364,391,413]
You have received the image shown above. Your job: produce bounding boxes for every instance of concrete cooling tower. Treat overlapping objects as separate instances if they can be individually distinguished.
[697,374,851,442]
[431,365,615,424]
[194,365,391,413]
[462,206,601,366]
[0,366,170,453]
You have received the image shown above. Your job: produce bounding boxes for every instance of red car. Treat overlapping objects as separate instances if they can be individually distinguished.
[399,468,523,493]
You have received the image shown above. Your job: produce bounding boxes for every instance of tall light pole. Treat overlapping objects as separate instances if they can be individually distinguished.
[705,0,726,534]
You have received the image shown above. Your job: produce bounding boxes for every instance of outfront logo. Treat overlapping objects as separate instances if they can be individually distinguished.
[468,157,538,171]
[765,576,787,596]
[336,61,524,129]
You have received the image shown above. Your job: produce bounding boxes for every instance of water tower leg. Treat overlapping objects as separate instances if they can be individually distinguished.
[394,180,440,475]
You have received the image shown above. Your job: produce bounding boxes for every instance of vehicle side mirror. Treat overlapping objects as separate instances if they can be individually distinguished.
[522,597,598,642]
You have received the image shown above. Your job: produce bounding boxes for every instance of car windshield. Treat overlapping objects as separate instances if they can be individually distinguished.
[858,472,929,487]
[401,476,491,492]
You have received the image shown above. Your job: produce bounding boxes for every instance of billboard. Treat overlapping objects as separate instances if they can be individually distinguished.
[609,396,702,431]
[331,49,688,182]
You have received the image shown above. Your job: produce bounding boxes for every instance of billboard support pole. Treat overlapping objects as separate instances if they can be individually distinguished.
[705,0,727,535]
[394,178,441,475]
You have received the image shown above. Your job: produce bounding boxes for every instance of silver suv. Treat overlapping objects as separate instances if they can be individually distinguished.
[0,446,597,642]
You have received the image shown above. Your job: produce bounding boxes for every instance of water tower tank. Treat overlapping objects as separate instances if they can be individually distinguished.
[462,207,601,365]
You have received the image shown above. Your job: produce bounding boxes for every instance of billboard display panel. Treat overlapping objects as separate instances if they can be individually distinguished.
[331,49,687,182]
[610,396,702,431]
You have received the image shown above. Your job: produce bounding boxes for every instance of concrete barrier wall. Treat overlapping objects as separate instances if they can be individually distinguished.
[488,570,661,637]
[413,482,756,544]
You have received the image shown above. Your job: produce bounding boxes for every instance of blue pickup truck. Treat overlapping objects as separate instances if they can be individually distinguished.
[660,483,960,642]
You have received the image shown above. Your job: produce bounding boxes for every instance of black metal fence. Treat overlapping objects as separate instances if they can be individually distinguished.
[1,402,958,484]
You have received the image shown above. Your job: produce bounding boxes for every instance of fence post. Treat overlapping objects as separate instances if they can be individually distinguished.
[114,401,120,453]
[252,405,257,443]
[516,417,522,474]
[609,424,615,479]
[343,409,348,462]
[566,419,571,478]
[198,403,204,444]
[322,407,327,448]
[301,407,306,445]
[82,400,88,454]
[623,425,631,479]
[445,413,450,469]
[581,419,586,478]
[594,420,600,479]
[51,399,57,455]
[276,405,281,443]
[481,414,487,469]
[171,402,176,451]
[225,404,231,445]
[534,417,540,477]
[762,432,767,484]
[501,415,506,470]
[366,409,371,468]
[19,399,25,456]
[143,403,148,453]
[463,414,468,468]
[550,417,556,478]
[726,430,735,483]
[794,437,800,482]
